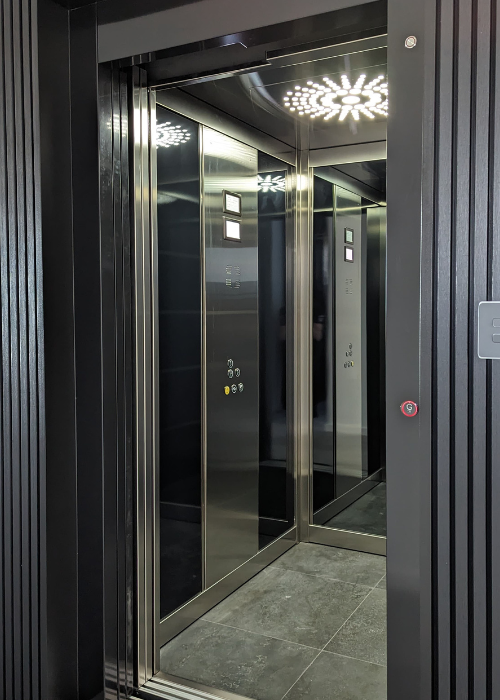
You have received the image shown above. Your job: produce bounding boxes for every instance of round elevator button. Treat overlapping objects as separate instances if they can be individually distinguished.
[224,386,230,395]
[231,384,237,393]
[238,383,244,392]
[228,369,234,378]
[401,400,418,417]
[227,359,234,368]
[235,368,241,377]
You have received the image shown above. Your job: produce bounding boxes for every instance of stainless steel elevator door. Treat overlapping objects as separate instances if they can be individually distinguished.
[334,186,367,496]
[203,127,259,588]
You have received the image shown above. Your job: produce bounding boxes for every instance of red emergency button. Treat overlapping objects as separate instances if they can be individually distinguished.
[401,400,418,417]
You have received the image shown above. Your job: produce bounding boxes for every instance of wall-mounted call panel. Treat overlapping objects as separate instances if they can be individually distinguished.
[203,127,259,587]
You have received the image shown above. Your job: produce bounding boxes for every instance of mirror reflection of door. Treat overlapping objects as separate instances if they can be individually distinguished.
[312,161,387,539]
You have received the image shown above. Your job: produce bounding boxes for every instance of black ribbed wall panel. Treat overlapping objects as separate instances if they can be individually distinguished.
[0,0,44,699]
[432,0,500,697]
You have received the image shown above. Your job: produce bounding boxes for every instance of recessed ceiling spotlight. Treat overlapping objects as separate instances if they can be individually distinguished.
[156,122,192,148]
[258,174,286,193]
[282,73,388,122]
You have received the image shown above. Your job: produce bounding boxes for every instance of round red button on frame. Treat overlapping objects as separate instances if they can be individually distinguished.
[401,401,418,417]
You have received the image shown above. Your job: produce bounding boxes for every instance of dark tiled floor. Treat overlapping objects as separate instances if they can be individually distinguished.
[325,482,387,536]
[160,543,387,700]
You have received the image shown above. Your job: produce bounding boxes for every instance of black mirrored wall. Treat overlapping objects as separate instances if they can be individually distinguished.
[258,153,294,549]
[155,107,295,622]
[311,163,386,538]
[156,106,202,619]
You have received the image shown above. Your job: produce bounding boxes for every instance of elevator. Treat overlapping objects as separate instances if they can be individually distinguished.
[129,25,388,699]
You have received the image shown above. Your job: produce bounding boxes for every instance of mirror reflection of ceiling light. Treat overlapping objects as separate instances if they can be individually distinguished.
[258,174,286,192]
[283,74,388,122]
[156,122,191,148]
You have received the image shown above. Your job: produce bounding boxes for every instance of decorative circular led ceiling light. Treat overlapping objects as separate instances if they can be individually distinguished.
[156,122,191,148]
[283,74,388,122]
[258,174,286,192]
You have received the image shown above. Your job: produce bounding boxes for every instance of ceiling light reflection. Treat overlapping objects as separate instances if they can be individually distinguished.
[156,122,191,148]
[283,74,388,123]
[258,174,286,193]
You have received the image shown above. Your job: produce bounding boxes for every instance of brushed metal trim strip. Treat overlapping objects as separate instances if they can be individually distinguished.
[309,524,386,556]
[309,141,387,167]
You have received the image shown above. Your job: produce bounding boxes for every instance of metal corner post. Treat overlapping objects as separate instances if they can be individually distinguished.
[133,66,156,685]
[295,123,312,542]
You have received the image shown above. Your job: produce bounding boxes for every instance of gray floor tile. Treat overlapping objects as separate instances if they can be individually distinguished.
[325,483,387,537]
[376,576,386,590]
[160,619,318,700]
[326,588,387,665]
[204,566,369,648]
[284,651,387,700]
[272,543,386,587]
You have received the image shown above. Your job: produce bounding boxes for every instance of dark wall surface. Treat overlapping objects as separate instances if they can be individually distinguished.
[39,0,104,698]
[0,1,45,698]
[428,0,500,698]
[8,0,500,699]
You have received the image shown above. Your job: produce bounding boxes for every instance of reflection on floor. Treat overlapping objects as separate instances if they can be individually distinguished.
[325,483,387,537]
[160,543,387,700]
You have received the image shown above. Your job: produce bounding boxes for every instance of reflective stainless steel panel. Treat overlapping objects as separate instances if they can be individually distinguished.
[203,127,259,587]
[334,186,366,495]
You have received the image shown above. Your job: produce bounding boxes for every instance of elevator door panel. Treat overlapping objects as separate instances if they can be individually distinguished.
[334,186,367,496]
[203,128,259,587]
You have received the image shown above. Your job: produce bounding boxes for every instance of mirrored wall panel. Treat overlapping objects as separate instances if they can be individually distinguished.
[312,163,386,537]
[156,106,202,619]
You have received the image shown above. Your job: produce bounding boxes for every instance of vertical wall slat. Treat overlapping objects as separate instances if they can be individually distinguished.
[489,2,500,699]
[434,0,453,696]
[0,0,43,698]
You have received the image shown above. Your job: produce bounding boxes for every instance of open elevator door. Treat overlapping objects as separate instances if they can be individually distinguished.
[132,80,297,668]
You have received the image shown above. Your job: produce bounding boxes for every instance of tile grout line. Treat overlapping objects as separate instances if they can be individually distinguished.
[322,585,379,650]
[321,648,387,668]
[267,564,384,589]
[279,584,377,700]
[201,619,324,654]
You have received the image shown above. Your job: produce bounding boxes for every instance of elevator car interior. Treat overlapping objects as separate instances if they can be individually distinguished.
[124,14,389,700]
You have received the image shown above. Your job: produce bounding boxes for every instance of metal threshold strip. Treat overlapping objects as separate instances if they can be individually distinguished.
[135,672,252,700]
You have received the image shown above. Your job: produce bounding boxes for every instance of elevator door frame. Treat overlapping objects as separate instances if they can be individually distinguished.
[124,17,434,700]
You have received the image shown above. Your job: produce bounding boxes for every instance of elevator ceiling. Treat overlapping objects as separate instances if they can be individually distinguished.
[166,43,388,150]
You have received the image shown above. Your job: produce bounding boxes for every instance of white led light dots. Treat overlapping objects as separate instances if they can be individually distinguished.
[156,122,191,148]
[282,74,388,123]
[258,174,286,193]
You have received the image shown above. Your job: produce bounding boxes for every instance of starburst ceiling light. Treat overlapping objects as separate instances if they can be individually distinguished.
[282,74,388,122]
[258,174,286,192]
[156,122,191,148]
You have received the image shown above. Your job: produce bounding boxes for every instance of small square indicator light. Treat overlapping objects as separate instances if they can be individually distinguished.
[345,227,354,244]
[344,246,354,263]
[224,218,241,241]
[223,191,241,216]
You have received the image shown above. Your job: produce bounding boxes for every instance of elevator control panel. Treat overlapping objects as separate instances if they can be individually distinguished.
[225,264,241,288]
[223,190,242,216]
[224,359,244,394]
[478,301,500,358]
[343,343,354,369]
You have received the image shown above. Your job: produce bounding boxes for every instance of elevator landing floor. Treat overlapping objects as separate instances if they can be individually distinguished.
[160,543,387,700]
